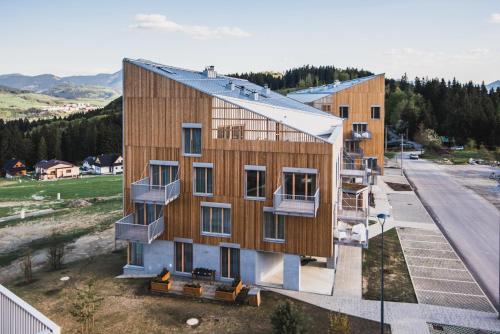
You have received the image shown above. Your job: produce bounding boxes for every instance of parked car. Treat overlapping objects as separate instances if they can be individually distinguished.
[409,153,419,160]
[489,172,500,181]
[450,146,464,151]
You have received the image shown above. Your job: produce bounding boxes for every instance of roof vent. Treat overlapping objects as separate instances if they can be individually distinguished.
[252,91,259,101]
[226,81,235,91]
[203,65,217,78]
[239,86,246,96]
[262,84,270,96]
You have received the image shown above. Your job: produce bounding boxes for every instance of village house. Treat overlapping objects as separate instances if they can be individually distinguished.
[35,159,80,180]
[93,154,123,175]
[1,158,27,178]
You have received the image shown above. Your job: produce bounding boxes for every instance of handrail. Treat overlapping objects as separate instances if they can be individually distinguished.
[273,185,320,216]
[131,177,180,204]
[351,130,372,140]
[115,214,165,244]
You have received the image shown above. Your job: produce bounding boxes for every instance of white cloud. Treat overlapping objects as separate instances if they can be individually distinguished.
[129,14,251,40]
[489,13,500,23]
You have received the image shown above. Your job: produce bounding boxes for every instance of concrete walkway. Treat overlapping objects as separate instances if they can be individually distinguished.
[0,208,55,224]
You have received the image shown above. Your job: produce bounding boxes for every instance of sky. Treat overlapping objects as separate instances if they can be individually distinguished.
[0,0,499,84]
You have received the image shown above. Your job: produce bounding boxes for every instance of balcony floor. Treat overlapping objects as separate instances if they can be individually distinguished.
[275,200,315,217]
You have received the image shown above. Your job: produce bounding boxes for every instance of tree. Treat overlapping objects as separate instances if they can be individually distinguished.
[21,250,33,284]
[270,301,309,334]
[70,281,103,334]
[46,230,65,270]
[37,136,48,161]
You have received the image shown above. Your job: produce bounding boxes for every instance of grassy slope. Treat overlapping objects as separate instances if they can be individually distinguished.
[362,228,417,303]
[0,175,122,201]
[421,149,500,164]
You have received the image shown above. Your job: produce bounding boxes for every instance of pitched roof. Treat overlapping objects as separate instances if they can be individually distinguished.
[287,74,383,103]
[95,154,121,167]
[2,158,26,171]
[36,159,75,169]
[83,156,96,164]
[124,59,343,143]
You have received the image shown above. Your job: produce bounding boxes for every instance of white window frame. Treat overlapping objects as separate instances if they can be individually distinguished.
[262,207,285,243]
[182,123,202,157]
[193,162,213,197]
[244,165,266,201]
[200,202,231,237]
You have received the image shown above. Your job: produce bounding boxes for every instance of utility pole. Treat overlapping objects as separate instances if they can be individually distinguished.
[400,134,404,176]
[384,126,387,153]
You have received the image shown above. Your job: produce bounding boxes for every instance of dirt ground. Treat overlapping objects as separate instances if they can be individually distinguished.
[7,251,387,334]
[439,164,500,210]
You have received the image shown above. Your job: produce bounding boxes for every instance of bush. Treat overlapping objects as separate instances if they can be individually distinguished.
[70,281,103,334]
[329,312,350,334]
[21,250,33,284]
[47,231,65,270]
[270,301,309,334]
[216,284,235,293]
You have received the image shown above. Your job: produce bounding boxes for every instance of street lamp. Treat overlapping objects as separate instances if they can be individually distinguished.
[377,213,389,334]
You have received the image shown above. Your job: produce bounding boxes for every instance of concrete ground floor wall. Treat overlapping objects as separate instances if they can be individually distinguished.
[122,240,305,291]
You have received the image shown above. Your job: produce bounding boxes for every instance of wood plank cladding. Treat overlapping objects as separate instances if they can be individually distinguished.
[123,61,337,258]
[313,75,385,174]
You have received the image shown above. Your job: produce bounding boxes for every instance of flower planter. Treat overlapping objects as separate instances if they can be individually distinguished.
[233,279,243,295]
[160,271,171,282]
[215,289,236,301]
[151,280,172,293]
[183,285,203,297]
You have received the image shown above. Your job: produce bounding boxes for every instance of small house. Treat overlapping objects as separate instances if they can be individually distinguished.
[35,159,80,180]
[94,154,123,175]
[82,156,96,171]
[1,158,27,178]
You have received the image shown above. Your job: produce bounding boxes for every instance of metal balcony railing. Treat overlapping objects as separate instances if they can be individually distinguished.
[131,177,180,205]
[273,186,320,217]
[337,199,368,222]
[351,130,372,140]
[115,213,165,244]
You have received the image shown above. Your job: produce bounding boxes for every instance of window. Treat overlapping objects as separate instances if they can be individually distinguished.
[182,124,202,155]
[221,247,240,279]
[216,125,245,140]
[130,242,143,266]
[345,140,360,154]
[371,106,380,119]
[353,123,367,133]
[175,242,193,273]
[201,203,231,236]
[321,104,331,112]
[66,169,72,173]
[135,203,163,224]
[193,163,213,195]
[263,211,285,242]
[365,157,378,170]
[245,166,265,199]
[339,106,349,119]
[150,161,179,187]
[283,169,318,201]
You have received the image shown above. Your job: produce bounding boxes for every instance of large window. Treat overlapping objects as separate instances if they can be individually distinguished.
[353,123,368,133]
[183,124,202,155]
[130,242,143,266]
[321,104,331,112]
[263,210,285,242]
[150,161,178,187]
[339,106,349,119]
[245,166,265,199]
[175,242,193,273]
[201,203,231,236]
[135,203,162,224]
[193,163,213,195]
[221,247,240,279]
[371,106,381,119]
[216,125,245,140]
[283,169,317,200]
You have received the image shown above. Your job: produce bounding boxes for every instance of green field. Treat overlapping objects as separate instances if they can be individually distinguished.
[421,149,500,164]
[0,175,122,201]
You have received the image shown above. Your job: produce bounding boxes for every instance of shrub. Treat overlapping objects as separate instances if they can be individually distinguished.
[46,231,65,270]
[216,284,235,293]
[70,281,103,334]
[270,300,309,334]
[21,250,33,284]
[184,283,201,288]
[329,312,350,334]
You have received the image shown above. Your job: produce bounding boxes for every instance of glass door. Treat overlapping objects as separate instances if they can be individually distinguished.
[175,242,193,273]
[283,172,317,201]
[221,247,240,279]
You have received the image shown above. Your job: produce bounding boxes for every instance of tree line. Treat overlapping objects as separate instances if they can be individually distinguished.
[0,98,122,168]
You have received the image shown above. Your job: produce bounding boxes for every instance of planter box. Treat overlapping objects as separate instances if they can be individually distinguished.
[160,271,171,282]
[215,289,236,301]
[183,285,203,297]
[151,281,172,293]
[233,280,243,295]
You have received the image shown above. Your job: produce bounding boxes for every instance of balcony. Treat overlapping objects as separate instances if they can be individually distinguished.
[273,186,320,217]
[115,213,164,244]
[334,221,368,248]
[341,159,369,183]
[351,130,372,140]
[131,177,180,205]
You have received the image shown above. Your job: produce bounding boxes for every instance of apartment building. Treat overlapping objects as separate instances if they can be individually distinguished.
[115,59,373,291]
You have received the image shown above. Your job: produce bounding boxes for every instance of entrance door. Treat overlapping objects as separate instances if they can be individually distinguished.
[221,247,240,279]
[175,242,193,273]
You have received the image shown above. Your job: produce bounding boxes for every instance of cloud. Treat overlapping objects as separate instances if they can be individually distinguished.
[384,47,490,63]
[489,13,500,23]
[130,14,251,40]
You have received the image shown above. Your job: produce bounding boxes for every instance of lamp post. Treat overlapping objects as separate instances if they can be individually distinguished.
[377,213,389,334]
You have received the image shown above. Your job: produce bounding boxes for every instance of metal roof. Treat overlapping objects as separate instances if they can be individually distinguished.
[124,58,343,143]
[287,74,383,103]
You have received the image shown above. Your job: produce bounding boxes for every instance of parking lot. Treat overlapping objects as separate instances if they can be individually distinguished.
[397,227,495,313]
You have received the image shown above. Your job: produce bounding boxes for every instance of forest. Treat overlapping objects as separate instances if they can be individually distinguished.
[0,65,498,169]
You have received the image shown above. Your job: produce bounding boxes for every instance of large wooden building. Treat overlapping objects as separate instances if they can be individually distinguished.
[116,59,373,291]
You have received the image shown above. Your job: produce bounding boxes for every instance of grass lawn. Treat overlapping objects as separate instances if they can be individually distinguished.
[384,151,397,159]
[7,251,390,334]
[0,175,122,201]
[421,149,499,165]
[362,228,417,303]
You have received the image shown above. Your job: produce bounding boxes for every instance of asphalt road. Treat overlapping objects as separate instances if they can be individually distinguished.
[403,153,500,309]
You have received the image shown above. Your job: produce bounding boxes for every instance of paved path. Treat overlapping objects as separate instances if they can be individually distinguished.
[403,154,500,308]
[0,208,54,224]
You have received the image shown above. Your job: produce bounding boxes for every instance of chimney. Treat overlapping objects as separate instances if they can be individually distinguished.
[226,81,235,91]
[252,91,259,101]
[203,65,217,78]
[334,80,340,85]
[262,84,270,95]
[239,86,246,96]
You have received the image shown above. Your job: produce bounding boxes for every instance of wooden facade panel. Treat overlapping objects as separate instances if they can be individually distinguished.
[124,61,337,257]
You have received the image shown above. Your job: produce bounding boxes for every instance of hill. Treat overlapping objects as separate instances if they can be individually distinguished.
[486,80,500,92]
[44,83,119,100]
